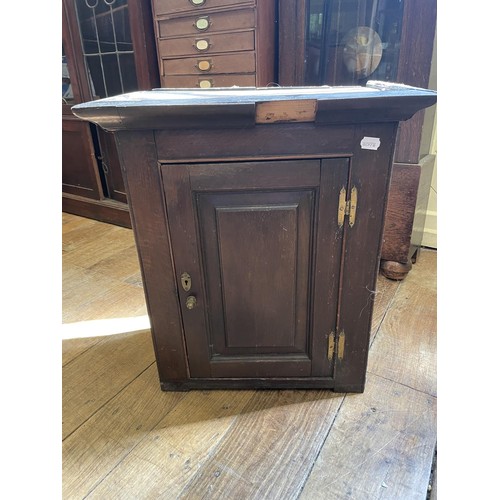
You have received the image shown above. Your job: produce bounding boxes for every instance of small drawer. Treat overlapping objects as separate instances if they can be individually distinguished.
[162,73,256,88]
[153,0,254,17]
[163,51,256,76]
[158,31,255,58]
[157,8,255,38]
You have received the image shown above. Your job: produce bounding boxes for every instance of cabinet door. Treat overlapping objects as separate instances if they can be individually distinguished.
[162,159,349,378]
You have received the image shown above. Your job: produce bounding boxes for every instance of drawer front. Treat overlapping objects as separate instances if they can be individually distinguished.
[158,31,255,58]
[161,73,256,88]
[153,0,254,17]
[157,8,255,38]
[163,52,255,76]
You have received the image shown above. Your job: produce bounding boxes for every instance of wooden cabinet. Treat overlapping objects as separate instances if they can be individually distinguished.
[62,0,159,227]
[73,84,436,391]
[151,0,276,88]
[63,1,436,282]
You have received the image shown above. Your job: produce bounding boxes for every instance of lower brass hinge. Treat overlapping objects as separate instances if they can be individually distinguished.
[327,332,335,360]
[328,330,345,361]
[338,186,358,228]
[337,330,345,360]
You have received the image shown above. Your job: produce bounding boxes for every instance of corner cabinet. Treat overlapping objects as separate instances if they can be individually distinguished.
[72,84,436,392]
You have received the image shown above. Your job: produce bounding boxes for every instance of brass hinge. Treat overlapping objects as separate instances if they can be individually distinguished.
[327,330,345,361]
[338,186,358,228]
[327,332,335,360]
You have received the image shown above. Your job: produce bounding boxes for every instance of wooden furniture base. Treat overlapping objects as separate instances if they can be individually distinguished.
[380,154,435,280]
[380,260,413,281]
[63,194,132,229]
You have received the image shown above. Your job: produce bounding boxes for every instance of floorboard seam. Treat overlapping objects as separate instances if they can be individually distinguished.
[295,393,348,500]
[80,382,191,499]
[366,371,437,398]
[62,337,108,368]
[174,391,258,499]
[369,280,401,349]
[63,360,156,442]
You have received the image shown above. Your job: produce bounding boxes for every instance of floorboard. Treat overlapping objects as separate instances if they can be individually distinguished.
[299,373,436,500]
[178,390,345,499]
[87,390,255,499]
[62,330,155,439]
[63,364,185,499]
[62,213,437,500]
[368,250,437,396]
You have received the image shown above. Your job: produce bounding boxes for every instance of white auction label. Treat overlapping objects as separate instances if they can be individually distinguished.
[360,137,381,150]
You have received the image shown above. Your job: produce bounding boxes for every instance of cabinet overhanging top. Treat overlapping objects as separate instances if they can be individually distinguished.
[71,81,437,131]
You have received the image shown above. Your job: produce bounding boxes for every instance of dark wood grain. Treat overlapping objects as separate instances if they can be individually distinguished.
[278,0,306,85]
[96,128,128,204]
[395,0,437,164]
[152,0,253,17]
[155,123,354,162]
[157,8,255,38]
[62,0,160,226]
[381,154,436,279]
[255,0,277,85]
[381,162,421,264]
[162,159,347,380]
[62,194,131,229]
[129,0,161,90]
[333,123,398,392]
[115,130,189,382]
[62,118,102,200]
[74,85,435,391]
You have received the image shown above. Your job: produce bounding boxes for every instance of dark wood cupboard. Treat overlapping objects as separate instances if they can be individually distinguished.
[72,84,436,391]
[62,0,158,227]
[63,0,437,280]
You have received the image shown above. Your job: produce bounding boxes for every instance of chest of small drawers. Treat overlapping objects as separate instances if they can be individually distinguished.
[151,0,276,88]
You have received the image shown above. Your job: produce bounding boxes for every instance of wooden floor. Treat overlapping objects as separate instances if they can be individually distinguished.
[62,212,437,500]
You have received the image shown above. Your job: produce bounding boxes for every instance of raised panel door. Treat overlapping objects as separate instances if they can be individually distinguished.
[162,158,349,379]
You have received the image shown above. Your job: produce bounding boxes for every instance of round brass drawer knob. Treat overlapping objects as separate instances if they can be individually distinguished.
[186,296,197,310]
[195,17,210,31]
[195,39,209,51]
[197,60,212,71]
[199,79,212,88]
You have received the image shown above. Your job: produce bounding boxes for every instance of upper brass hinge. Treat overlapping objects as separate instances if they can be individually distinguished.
[338,186,358,228]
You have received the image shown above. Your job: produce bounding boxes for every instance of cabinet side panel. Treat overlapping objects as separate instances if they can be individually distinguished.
[115,131,188,383]
[334,123,398,392]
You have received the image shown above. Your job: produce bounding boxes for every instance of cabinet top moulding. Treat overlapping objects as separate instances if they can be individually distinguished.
[72,82,436,132]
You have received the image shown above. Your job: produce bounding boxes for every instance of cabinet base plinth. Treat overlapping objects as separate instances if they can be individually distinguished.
[160,378,364,393]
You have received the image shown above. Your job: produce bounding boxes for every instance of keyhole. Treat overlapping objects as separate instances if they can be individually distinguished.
[181,272,192,292]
